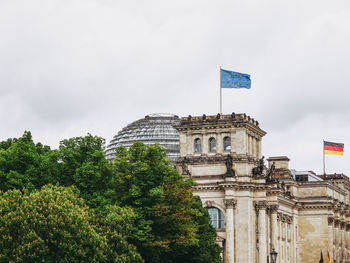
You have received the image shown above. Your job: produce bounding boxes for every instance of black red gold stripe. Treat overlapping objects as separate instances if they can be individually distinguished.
[324,141,344,155]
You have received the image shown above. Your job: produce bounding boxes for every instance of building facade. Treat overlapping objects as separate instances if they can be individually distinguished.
[175,113,350,263]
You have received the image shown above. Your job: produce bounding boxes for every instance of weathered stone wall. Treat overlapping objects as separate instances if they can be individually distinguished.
[297,215,329,263]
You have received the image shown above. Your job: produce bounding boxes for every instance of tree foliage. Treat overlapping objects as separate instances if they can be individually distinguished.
[0,133,221,263]
[0,131,60,192]
[57,134,114,211]
[112,142,222,263]
[0,132,113,211]
[0,185,142,263]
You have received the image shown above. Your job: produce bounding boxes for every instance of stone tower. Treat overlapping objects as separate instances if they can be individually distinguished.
[175,113,268,263]
[175,113,266,178]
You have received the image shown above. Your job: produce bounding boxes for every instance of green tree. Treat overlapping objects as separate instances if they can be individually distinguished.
[173,196,222,263]
[112,142,221,263]
[0,185,143,263]
[58,134,114,211]
[0,131,60,192]
[0,132,114,211]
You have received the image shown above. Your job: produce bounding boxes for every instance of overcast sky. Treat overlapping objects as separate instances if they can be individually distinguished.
[1,0,350,175]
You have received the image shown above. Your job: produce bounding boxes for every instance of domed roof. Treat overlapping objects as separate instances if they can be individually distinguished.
[105,114,180,162]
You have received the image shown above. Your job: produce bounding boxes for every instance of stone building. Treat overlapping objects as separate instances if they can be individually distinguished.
[174,113,350,263]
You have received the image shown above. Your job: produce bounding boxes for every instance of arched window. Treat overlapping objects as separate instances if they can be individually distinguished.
[208,207,224,229]
[223,136,231,151]
[194,138,201,153]
[209,137,216,152]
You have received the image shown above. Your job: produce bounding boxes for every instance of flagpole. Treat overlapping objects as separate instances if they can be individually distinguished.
[220,67,222,114]
[323,139,326,175]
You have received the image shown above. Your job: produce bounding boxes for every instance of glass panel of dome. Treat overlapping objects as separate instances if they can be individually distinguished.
[106,114,180,162]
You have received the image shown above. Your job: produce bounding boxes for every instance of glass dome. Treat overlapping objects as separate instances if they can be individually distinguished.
[105,114,180,162]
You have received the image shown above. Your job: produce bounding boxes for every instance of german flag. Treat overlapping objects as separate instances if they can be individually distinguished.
[324,141,344,155]
[326,251,331,263]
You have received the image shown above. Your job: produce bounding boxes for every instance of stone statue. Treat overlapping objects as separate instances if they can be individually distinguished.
[252,156,265,177]
[280,181,286,191]
[266,161,276,182]
[181,157,190,176]
[225,155,235,177]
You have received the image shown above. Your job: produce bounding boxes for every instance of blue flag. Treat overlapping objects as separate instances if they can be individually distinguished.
[220,69,251,89]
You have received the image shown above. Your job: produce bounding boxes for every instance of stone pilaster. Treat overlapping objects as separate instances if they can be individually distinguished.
[341,221,346,262]
[225,198,237,263]
[346,221,349,263]
[256,201,267,263]
[328,217,334,258]
[269,204,279,253]
[202,133,208,154]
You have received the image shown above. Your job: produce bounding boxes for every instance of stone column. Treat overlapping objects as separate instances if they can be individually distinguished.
[341,221,346,262]
[345,224,350,262]
[225,198,237,263]
[256,201,267,263]
[335,219,340,261]
[292,215,297,263]
[328,217,334,259]
[269,204,279,253]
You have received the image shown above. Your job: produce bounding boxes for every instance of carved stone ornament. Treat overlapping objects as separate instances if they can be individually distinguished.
[277,212,293,224]
[328,217,334,226]
[204,200,213,207]
[346,224,350,232]
[225,155,235,177]
[335,219,340,227]
[341,221,346,229]
[266,162,276,182]
[286,215,293,224]
[181,157,190,176]
[224,198,237,209]
[269,204,279,214]
[255,201,267,210]
[252,156,265,177]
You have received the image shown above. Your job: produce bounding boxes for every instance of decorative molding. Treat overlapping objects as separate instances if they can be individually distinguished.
[204,200,213,207]
[224,198,237,209]
[176,154,257,166]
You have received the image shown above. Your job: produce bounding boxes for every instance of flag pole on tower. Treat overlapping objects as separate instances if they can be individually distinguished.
[220,66,222,114]
[219,67,251,115]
